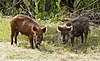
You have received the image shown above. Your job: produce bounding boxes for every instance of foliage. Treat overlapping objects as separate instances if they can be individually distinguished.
[23,0,30,6]
[0,0,99,21]
[34,0,61,20]
[74,0,100,13]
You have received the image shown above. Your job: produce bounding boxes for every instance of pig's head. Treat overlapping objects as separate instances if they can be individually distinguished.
[32,26,46,46]
[58,23,73,44]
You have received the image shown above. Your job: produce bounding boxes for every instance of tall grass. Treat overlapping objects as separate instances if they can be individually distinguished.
[0,16,10,41]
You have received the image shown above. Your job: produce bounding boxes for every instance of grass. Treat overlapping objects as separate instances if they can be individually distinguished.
[7,54,21,60]
[0,16,10,41]
[0,16,100,54]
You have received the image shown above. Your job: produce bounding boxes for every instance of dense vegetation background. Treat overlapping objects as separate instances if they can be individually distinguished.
[0,0,100,20]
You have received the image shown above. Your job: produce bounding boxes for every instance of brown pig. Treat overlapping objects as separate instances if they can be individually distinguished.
[10,14,46,49]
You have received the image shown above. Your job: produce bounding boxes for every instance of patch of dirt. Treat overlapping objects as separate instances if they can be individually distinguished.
[0,42,100,61]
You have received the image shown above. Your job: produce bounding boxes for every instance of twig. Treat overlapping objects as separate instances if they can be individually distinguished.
[6,0,21,10]
[20,5,34,18]
[73,0,99,14]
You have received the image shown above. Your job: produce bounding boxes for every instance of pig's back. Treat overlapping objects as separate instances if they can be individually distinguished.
[10,14,39,36]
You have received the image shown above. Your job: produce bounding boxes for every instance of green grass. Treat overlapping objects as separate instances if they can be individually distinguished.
[0,16,100,54]
[7,53,21,60]
[6,51,33,60]
[0,17,10,42]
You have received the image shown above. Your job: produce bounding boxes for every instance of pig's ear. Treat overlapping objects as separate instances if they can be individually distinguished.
[42,27,46,33]
[58,26,63,31]
[33,26,38,31]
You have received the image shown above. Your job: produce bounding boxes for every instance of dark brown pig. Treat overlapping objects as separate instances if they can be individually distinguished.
[58,16,90,47]
[10,14,46,49]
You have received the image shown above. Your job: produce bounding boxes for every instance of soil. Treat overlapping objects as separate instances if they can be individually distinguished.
[0,42,100,61]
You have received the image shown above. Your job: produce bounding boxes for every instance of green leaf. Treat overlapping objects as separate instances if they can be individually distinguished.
[23,0,30,6]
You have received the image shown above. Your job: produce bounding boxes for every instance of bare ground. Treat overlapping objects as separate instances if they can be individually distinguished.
[0,42,100,61]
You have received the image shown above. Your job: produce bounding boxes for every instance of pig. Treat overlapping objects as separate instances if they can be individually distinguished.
[10,14,46,49]
[58,16,90,47]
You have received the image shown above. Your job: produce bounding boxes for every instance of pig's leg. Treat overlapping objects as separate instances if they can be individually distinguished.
[71,36,74,47]
[15,32,19,45]
[11,30,15,45]
[29,35,34,49]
